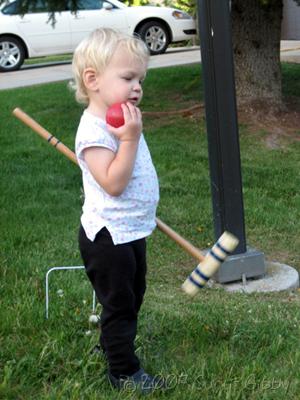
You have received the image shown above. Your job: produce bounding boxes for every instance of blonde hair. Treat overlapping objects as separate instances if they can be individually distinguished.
[71,28,150,104]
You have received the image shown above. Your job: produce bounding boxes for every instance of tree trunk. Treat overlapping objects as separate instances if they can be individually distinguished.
[231,0,283,108]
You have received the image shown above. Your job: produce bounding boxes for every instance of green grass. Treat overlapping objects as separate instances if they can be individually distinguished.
[0,63,300,399]
[24,54,72,66]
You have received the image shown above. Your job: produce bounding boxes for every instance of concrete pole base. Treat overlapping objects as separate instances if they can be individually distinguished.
[214,247,266,283]
[211,261,299,293]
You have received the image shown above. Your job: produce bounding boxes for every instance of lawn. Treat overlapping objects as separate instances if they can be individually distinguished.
[0,63,300,399]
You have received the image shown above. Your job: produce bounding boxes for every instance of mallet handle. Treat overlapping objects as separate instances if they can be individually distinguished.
[155,218,205,262]
[13,107,78,165]
[13,107,205,263]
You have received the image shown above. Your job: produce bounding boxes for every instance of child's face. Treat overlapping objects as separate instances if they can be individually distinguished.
[95,44,147,111]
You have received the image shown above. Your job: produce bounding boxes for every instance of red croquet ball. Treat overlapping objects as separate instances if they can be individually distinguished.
[106,103,125,128]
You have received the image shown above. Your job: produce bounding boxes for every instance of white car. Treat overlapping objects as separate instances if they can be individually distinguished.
[0,0,196,72]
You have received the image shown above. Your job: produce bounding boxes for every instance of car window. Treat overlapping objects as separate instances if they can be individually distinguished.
[27,0,49,13]
[77,0,101,10]
[2,0,19,15]
[76,0,115,11]
[1,0,68,14]
[1,0,117,14]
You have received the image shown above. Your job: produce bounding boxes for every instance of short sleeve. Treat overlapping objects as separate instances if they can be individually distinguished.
[75,111,118,163]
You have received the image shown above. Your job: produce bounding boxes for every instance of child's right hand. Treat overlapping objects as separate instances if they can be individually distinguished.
[106,102,142,143]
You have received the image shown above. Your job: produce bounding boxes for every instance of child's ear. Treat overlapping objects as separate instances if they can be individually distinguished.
[83,68,99,92]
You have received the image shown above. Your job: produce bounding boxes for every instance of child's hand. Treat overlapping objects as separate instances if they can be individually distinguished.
[106,102,142,143]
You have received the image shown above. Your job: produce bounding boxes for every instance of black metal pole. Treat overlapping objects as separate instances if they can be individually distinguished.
[197,0,246,254]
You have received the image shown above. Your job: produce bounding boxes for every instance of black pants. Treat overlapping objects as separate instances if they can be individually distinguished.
[79,225,147,377]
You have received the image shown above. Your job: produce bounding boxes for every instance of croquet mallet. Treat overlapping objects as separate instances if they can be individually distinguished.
[13,107,239,296]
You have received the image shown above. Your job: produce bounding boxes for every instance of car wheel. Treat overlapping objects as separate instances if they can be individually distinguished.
[137,21,170,55]
[0,36,25,72]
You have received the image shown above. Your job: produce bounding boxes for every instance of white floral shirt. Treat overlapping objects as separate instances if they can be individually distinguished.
[75,110,159,244]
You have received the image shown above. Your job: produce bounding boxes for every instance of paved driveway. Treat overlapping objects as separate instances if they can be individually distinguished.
[0,42,299,91]
[0,47,201,90]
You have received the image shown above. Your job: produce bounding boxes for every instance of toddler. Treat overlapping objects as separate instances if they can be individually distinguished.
[72,28,161,394]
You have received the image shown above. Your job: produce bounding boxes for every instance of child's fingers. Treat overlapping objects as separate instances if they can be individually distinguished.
[135,107,142,121]
[121,103,131,122]
[107,103,142,140]
[124,102,140,122]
